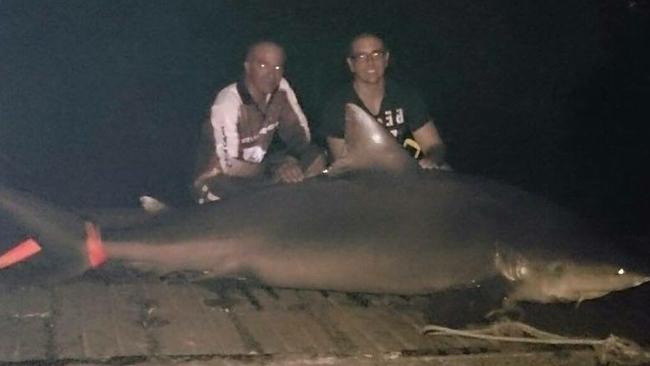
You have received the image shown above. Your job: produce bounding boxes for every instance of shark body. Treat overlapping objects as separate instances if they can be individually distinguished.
[1,104,647,303]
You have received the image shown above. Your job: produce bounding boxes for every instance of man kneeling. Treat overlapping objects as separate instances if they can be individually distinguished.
[192,41,325,203]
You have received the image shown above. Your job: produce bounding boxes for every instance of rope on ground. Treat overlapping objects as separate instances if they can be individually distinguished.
[422,321,650,365]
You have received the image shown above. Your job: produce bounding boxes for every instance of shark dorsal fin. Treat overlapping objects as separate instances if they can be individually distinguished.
[327,103,418,177]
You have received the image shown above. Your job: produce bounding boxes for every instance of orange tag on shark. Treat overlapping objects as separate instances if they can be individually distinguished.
[85,222,107,268]
[0,238,42,269]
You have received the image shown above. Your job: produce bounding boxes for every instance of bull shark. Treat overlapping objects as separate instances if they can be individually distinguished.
[1,104,648,304]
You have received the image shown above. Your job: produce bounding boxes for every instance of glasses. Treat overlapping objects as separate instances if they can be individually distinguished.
[256,62,283,71]
[350,50,386,62]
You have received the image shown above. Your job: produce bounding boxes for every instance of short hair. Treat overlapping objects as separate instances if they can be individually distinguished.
[245,41,285,62]
[348,33,388,57]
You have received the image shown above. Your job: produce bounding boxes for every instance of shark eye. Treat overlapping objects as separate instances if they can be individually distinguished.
[517,265,529,278]
[618,268,626,275]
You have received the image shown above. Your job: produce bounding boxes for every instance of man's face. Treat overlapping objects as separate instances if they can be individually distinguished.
[244,44,285,96]
[347,36,389,84]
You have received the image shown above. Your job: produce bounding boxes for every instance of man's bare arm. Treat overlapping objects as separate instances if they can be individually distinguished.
[412,121,449,170]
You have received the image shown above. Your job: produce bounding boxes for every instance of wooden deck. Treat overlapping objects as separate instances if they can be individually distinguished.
[2,265,648,366]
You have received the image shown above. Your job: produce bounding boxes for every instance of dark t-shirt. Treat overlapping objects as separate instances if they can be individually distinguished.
[319,80,432,146]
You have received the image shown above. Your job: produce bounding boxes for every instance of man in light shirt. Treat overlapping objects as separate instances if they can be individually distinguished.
[192,41,325,203]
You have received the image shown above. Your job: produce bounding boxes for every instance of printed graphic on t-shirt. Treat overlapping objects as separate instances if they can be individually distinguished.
[238,121,280,163]
[240,121,279,144]
[375,108,405,138]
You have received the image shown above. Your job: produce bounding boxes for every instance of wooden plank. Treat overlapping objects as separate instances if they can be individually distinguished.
[293,290,360,355]
[272,289,346,354]
[375,295,481,353]
[53,281,149,359]
[356,294,447,352]
[105,282,154,355]
[301,292,384,354]
[113,349,600,366]
[140,281,247,356]
[248,288,338,354]
[0,286,50,362]
[0,278,630,366]
[187,283,250,354]
[325,292,418,353]
[228,286,291,355]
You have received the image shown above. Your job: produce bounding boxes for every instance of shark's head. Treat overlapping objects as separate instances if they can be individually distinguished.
[495,250,650,304]
[326,103,419,177]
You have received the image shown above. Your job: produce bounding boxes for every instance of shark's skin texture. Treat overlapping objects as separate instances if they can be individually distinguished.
[1,104,648,302]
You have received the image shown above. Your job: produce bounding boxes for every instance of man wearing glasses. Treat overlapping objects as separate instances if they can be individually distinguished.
[320,33,449,171]
[192,41,326,204]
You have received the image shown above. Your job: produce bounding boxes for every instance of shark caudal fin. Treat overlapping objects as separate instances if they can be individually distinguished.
[326,103,419,177]
[0,238,42,269]
[0,183,106,284]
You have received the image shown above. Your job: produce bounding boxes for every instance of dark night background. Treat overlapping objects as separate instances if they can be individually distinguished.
[1,0,648,235]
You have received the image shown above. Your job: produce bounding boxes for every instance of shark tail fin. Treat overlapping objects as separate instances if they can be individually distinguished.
[0,223,107,270]
[0,183,107,281]
[0,238,42,269]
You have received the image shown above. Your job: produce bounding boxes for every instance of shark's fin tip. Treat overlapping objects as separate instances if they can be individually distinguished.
[0,237,42,269]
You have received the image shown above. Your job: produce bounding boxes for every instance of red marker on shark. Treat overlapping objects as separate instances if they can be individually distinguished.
[0,222,107,269]
[0,238,42,269]
[85,222,107,268]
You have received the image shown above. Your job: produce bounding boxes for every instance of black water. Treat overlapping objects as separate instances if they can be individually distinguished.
[1,0,648,237]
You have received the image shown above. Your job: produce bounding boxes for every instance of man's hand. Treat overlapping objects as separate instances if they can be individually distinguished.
[273,157,305,183]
